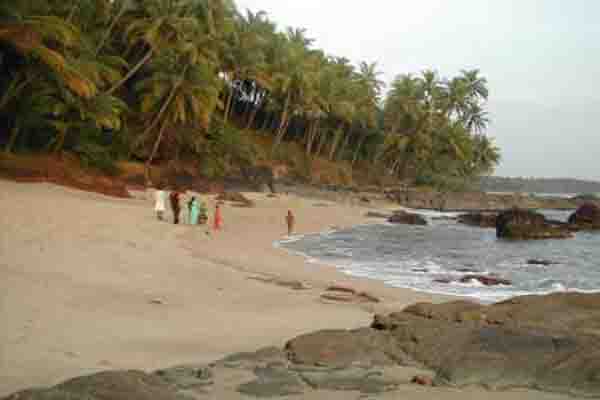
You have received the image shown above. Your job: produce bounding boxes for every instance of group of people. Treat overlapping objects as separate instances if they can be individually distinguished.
[152,186,295,236]
[153,187,222,230]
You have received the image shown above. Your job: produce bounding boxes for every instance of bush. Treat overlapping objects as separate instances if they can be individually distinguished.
[198,124,258,178]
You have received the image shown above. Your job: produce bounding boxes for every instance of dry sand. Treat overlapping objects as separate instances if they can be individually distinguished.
[0,180,571,399]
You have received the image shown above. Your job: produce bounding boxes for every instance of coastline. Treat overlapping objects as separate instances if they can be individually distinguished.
[0,180,581,399]
[0,179,446,396]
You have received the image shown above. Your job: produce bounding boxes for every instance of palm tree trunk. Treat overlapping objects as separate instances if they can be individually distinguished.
[336,131,351,161]
[107,48,153,95]
[223,85,234,123]
[95,0,128,56]
[143,68,185,186]
[305,119,319,156]
[4,122,20,154]
[351,135,366,165]
[316,129,327,156]
[328,122,345,161]
[272,91,291,151]
[245,106,259,131]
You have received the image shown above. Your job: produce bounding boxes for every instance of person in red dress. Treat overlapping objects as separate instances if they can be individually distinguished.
[213,204,222,231]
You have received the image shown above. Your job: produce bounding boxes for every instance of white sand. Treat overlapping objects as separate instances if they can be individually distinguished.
[0,180,570,399]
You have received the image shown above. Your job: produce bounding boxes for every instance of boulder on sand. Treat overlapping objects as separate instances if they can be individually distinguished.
[458,212,498,228]
[568,202,600,230]
[388,211,427,226]
[216,191,255,207]
[496,208,572,239]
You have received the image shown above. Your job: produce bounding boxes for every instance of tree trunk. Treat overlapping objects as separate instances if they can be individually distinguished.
[144,118,169,186]
[336,130,351,161]
[107,48,153,95]
[4,122,19,154]
[316,128,327,156]
[272,91,291,152]
[351,135,366,165]
[305,119,319,156]
[95,0,128,56]
[245,106,259,131]
[328,122,345,161]
[223,84,234,124]
[142,69,183,186]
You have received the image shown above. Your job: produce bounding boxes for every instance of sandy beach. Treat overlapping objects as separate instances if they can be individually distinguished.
[0,180,572,399]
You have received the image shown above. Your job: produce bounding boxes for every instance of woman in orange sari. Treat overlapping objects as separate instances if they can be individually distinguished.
[213,204,222,231]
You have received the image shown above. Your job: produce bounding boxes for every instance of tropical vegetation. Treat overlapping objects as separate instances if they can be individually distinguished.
[0,0,500,188]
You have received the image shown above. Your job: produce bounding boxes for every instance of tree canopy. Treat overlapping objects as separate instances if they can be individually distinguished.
[0,0,500,187]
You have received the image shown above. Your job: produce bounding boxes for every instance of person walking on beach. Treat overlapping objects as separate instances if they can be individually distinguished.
[213,204,222,231]
[286,210,295,236]
[154,186,166,220]
[189,196,200,225]
[170,189,182,224]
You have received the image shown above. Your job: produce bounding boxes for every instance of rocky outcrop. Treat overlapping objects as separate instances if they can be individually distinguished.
[6,294,600,399]
[568,202,600,230]
[371,293,600,396]
[388,211,427,225]
[458,212,498,228]
[434,275,511,286]
[216,191,255,207]
[496,208,572,239]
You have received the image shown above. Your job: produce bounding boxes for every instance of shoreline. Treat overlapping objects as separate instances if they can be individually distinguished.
[0,179,586,399]
[0,179,448,396]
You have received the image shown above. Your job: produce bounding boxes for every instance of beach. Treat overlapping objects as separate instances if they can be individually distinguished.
[0,180,575,399]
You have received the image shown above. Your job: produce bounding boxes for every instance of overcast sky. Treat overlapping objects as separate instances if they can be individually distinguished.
[235,0,600,181]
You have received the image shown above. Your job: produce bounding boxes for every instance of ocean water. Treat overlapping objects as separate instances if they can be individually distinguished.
[277,209,600,303]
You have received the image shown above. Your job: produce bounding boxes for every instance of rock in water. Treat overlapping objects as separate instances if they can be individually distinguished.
[459,274,512,286]
[458,212,498,228]
[496,208,572,239]
[568,202,600,230]
[388,211,427,225]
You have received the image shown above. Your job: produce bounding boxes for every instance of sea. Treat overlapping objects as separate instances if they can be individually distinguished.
[276,206,600,304]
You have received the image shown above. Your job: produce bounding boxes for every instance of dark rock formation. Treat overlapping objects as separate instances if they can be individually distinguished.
[241,165,277,193]
[285,328,412,368]
[460,274,512,286]
[496,208,572,239]
[527,259,559,266]
[370,293,600,396]
[2,370,180,400]
[568,202,600,230]
[216,191,255,207]
[458,212,498,228]
[365,211,392,219]
[388,211,427,226]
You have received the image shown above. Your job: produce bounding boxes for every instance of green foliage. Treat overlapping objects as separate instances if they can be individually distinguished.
[0,0,500,189]
[199,123,257,178]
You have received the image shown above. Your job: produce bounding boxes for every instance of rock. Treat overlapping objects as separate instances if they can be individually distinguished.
[460,274,512,286]
[360,196,371,204]
[320,292,356,302]
[241,165,277,193]
[326,284,357,295]
[154,365,213,390]
[285,328,412,368]
[388,211,427,226]
[412,375,434,386]
[249,276,311,290]
[496,208,572,239]
[370,293,600,397]
[2,370,181,400]
[527,259,559,266]
[237,364,305,397]
[216,347,287,369]
[216,191,255,207]
[568,202,600,230]
[365,211,392,219]
[297,366,399,393]
[458,212,498,228]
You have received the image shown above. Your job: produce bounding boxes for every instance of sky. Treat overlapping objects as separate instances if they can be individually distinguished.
[235,0,600,181]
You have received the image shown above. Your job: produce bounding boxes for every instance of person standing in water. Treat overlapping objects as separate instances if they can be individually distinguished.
[286,210,295,236]
[213,204,222,231]
[154,186,166,220]
[170,189,182,224]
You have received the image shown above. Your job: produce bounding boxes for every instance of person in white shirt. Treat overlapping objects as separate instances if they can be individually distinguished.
[154,186,166,220]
